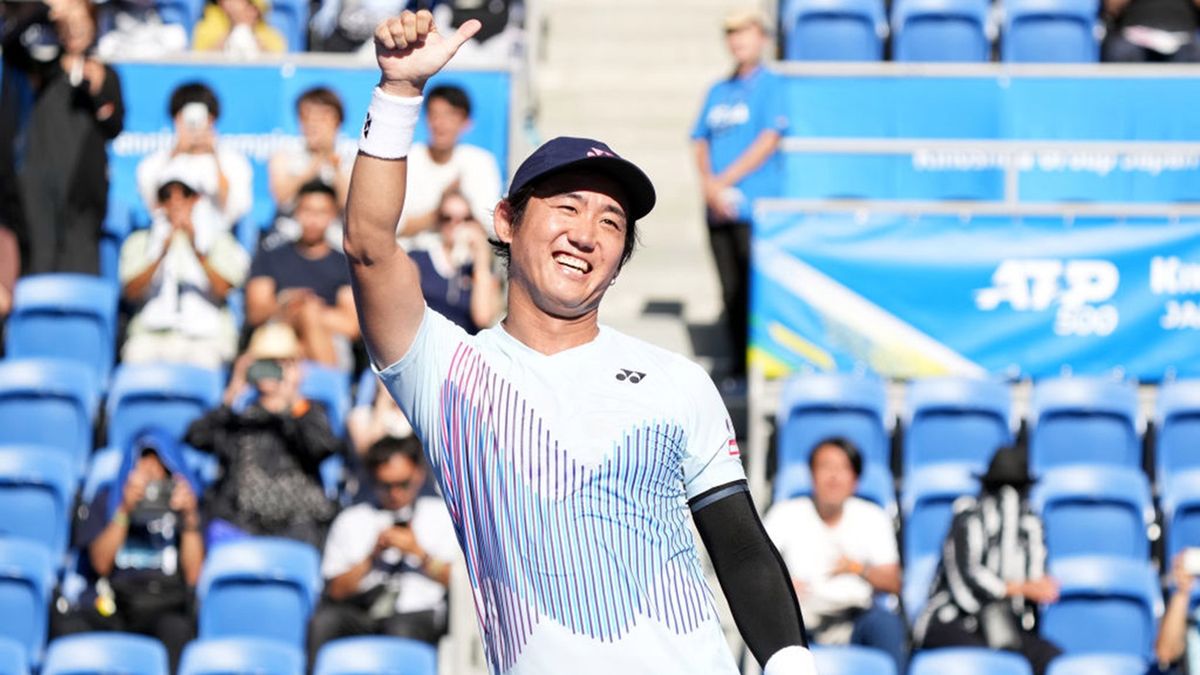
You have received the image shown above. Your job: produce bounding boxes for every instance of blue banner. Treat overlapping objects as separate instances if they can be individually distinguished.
[750,210,1200,381]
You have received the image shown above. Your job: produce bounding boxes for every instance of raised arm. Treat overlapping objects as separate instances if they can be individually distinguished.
[344,10,480,368]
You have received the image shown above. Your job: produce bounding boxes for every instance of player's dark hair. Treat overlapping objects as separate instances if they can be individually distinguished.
[296,86,345,123]
[425,84,472,117]
[808,436,863,478]
[296,179,337,203]
[169,81,220,120]
[365,435,424,475]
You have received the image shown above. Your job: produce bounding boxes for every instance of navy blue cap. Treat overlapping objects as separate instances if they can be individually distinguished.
[506,137,657,221]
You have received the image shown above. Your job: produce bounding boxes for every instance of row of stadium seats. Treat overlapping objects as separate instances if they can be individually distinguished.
[782,0,1100,62]
[816,645,1149,675]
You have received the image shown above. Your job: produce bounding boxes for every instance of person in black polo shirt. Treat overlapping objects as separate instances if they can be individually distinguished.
[246,179,360,369]
[1104,0,1200,61]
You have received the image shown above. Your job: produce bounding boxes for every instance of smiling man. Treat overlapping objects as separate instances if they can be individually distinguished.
[345,10,814,675]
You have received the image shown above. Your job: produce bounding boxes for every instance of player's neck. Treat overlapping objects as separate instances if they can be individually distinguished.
[502,290,601,356]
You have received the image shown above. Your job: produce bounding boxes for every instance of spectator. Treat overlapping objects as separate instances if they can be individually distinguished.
[308,0,403,53]
[397,84,501,236]
[915,446,1062,675]
[0,223,18,323]
[1154,551,1199,674]
[1,0,124,276]
[54,428,204,671]
[690,8,787,383]
[184,322,340,549]
[246,180,359,369]
[268,87,354,220]
[763,438,907,673]
[192,0,286,55]
[94,0,188,59]
[406,189,502,334]
[347,378,412,457]
[1103,0,1200,62]
[308,436,456,664]
[136,81,253,230]
[119,171,249,368]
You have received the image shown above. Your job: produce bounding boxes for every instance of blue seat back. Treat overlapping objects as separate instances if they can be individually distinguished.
[1041,557,1161,658]
[299,362,351,438]
[0,540,53,669]
[776,373,888,472]
[0,359,98,477]
[0,448,76,560]
[892,0,991,62]
[902,554,938,623]
[313,636,437,675]
[155,0,204,36]
[813,645,897,675]
[106,364,223,453]
[198,538,322,649]
[1002,0,1099,62]
[1156,379,1200,484]
[0,637,28,675]
[1045,653,1149,675]
[179,637,305,675]
[42,633,169,675]
[1032,466,1151,562]
[4,275,118,387]
[81,447,122,506]
[901,463,978,564]
[1030,378,1140,474]
[772,461,896,513]
[1162,469,1200,562]
[910,647,1033,674]
[904,377,1012,475]
[783,0,885,60]
[267,0,308,51]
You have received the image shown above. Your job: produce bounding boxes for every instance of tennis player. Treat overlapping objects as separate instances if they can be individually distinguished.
[346,10,816,675]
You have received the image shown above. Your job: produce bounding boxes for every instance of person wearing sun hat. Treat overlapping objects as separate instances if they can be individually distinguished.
[915,445,1064,675]
[192,0,286,54]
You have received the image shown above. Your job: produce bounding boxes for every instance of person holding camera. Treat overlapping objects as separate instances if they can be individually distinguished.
[54,428,204,671]
[1154,551,1200,674]
[1,0,124,275]
[308,435,456,663]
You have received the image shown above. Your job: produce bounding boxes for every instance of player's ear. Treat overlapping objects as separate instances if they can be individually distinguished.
[493,199,515,244]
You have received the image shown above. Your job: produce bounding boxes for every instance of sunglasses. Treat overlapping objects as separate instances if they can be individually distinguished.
[376,478,416,492]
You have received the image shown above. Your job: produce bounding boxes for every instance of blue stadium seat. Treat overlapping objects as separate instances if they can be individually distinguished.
[781,0,886,61]
[313,636,437,675]
[0,540,54,669]
[179,637,305,675]
[900,463,978,565]
[772,460,896,513]
[776,373,888,473]
[1030,377,1140,475]
[106,364,224,454]
[4,274,119,387]
[155,0,204,37]
[81,446,122,505]
[910,647,1032,674]
[1045,653,1149,675]
[0,448,76,561]
[813,645,897,675]
[197,538,322,650]
[904,377,1012,475]
[1031,465,1152,562]
[1040,556,1161,658]
[891,0,991,62]
[299,361,351,437]
[902,554,938,623]
[354,369,378,408]
[0,358,99,477]
[1002,0,1100,62]
[99,200,133,288]
[1156,379,1200,486]
[267,0,309,51]
[42,633,168,675]
[0,637,27,675]
[1161,468,1200,563]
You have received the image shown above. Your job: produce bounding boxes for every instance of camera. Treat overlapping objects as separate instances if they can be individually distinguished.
[246,359,284,385]
[1183,547,1200,577]
[136,478,176,517]
[180,101,209,132]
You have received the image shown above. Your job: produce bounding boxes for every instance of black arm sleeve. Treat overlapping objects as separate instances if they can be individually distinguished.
[690,480,809,666]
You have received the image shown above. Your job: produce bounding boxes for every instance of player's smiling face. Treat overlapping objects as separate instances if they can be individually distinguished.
[497,170,630,320]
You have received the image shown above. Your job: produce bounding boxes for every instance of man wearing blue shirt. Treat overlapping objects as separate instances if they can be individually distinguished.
[692,9,788,381]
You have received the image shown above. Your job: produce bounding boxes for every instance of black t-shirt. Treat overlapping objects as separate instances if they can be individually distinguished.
[76,486,187,600]
[1119,0,1199,32]
[249,241,350,306]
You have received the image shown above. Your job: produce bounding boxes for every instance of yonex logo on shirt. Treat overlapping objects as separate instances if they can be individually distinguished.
[362,113,372,138]
[615,368,646,383]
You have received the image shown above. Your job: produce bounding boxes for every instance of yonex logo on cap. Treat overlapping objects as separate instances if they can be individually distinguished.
[587,147,616,158]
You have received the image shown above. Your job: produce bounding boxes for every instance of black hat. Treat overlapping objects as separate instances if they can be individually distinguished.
[506,137,657,222]
[977,446,1036,487]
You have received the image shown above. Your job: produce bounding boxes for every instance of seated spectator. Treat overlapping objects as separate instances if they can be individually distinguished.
[406,190,502,334]
[192,0,286,55]
[95,0,188,59]
[119,172,249,368]
[268,87,353,220]
[1103,0,1200,61]
[915,446,1062,675]
[136,82,253,230]
[347,378,413,457]
[184,323,340,549]
[246,180,359,369]
[308,436,456,664]
[0,223,17,323]
[397,84,501,236]
[53,428,204,671]
[763,438,907,673]
[1154,551,1199,674]
[308,0,403,53]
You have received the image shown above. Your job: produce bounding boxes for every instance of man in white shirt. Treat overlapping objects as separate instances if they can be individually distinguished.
[764,437,908,673]
[308,435,457,664]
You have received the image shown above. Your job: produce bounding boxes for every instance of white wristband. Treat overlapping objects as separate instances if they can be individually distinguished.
[358,87,423,160]
[763,646,818,675]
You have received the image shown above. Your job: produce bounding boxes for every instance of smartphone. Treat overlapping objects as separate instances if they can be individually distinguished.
[247,359,284,385]
[1184,547,1200,576]
[180,102,209,131]
[138,478,176,516]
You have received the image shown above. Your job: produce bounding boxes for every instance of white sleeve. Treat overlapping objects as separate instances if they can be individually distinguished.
[864,504,900,567]
[761,502,794,557]
[680,362,747,500]
[136,152,166,214]
[320,509,375,580]
[219,149,254,225]
[460,147,502,235]
[415,497,459,563]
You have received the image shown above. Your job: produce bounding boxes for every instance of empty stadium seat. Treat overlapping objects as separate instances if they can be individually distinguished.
[772,460,897,513]
[81,446,123,505]
[812,645,898,675]
[1030,378,1140,475]
[155,0,204,36]
[42,633,168,675]
[902,554,938,622]
[0,358,99,476]
[1045,653,1149,675]
[900,463,978,564]
[1040,556,1161,658]
[313,636,437,675]
[106,364,224,453]
[298,362,351,437]
[179,637,305,675]
[776,373,888,473]
[1161,468,1200,562]
[0,540,54,668]
[1002,0,1100,62]
[891,0,991,62]
[1032,465,1152,562]
[910,647,1033,675]
[0,448,76,560]
[267,0,308,51]
[0,637,27,675]
[1155,379,1200,485]
[4,274,119,387]
[197,538,322,649]
[782,0,886,61]
[904,377,1012,475]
